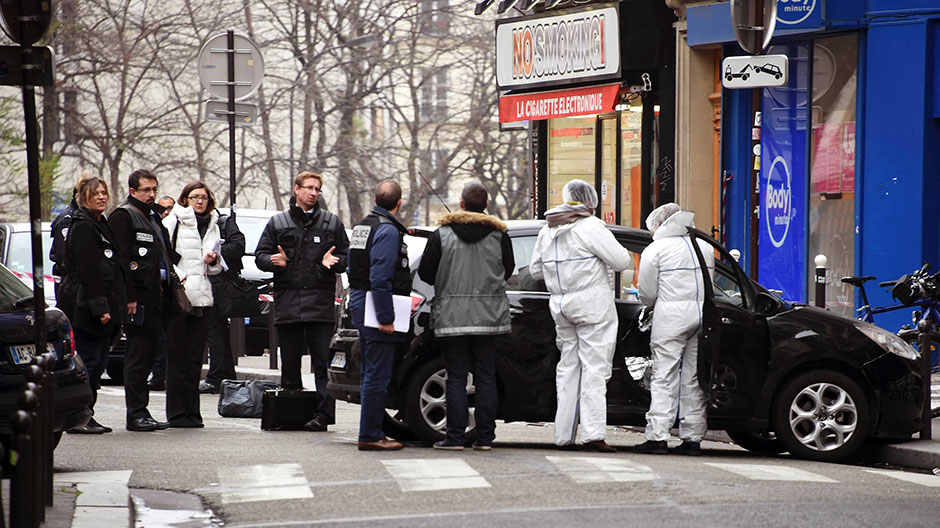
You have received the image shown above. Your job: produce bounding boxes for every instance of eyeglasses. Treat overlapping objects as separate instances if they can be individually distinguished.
[187,195,209,203]
[135,186,158,194]
[298,185,320,192]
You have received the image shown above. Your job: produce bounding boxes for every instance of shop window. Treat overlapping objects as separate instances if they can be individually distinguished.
[808,34,857,316]
[547,116,596,209]
[600,118,616,224]
[620,100,643,228]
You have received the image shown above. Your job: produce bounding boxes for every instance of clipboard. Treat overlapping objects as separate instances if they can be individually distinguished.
[364,292,412,333]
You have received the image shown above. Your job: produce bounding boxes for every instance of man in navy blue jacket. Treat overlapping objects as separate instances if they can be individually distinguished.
[347,179,411,451]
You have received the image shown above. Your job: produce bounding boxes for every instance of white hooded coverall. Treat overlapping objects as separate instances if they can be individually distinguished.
[529,213,632,445]
[638,207,714,442]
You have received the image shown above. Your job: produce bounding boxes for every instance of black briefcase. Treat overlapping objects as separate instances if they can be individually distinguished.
[260,389,323,431]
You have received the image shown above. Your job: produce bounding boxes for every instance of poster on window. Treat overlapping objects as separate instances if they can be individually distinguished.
[811,121,855,195]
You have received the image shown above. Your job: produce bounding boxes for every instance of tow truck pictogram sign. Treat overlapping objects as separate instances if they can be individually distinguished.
[721,54,789,89]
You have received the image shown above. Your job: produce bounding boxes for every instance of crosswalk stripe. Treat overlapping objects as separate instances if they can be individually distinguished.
[705,463,838,482]
[216,463,313,503]
[382,458,491,492]
[864,469,940,487]
[546,456,656,483]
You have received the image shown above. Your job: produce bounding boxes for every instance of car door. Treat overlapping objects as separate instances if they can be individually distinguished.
[688,229,771,424]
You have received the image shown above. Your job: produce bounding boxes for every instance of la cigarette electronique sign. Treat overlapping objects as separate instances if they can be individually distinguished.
[495,4,621,91]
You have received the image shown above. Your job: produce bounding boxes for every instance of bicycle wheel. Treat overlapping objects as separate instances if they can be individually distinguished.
[900,331,940,419]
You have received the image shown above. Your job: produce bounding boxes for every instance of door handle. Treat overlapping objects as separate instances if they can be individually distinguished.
[509,307,523,316]
[721,317,733,325]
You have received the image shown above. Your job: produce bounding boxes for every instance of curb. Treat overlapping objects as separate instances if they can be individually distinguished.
[869,439,940,472]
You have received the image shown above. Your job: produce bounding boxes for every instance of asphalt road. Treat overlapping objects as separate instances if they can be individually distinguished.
[53,386,940,528]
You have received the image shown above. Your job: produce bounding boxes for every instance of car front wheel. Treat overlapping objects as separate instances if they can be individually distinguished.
[773,370,870,462]
[402,357,477,445]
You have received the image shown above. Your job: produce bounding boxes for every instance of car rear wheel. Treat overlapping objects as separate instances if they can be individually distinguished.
[725,429,785,454]
[383,409,418,441]
[773,370,870,463]
[402,357,477,445]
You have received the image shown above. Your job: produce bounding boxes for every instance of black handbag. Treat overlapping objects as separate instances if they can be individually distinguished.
[217,379,278,418]
[169,269,193,315]
[260,389,324,431]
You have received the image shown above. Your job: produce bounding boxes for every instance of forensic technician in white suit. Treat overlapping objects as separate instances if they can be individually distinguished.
[529,179,633,453]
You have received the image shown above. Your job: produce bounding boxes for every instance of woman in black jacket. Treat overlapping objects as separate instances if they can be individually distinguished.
[58,177,126,434]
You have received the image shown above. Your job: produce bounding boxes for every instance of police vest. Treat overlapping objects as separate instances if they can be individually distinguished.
[348,212,411,295]
[117,201,165,284]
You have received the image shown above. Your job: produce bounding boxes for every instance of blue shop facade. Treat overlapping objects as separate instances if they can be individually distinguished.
[683,0,940,329]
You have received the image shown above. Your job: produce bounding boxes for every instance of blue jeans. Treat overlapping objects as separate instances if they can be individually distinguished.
[358,336,396,443]
[441,335,498,445]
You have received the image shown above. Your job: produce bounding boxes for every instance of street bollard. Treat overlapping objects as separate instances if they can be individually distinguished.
[11,402,38,528]
[814,254,827,309]
[26,362,51,517]
[918,319,933,440]
[20,380,44,524]
[38,354,55,505]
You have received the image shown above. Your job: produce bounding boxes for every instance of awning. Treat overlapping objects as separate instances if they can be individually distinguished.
[498,83,620,123]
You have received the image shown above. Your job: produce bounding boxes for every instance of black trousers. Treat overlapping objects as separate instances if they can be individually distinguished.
[124,326,163,421]
[150,331,168,383]
[205,304,235,386]
[441,335,498,445]
[166,311,209,424]
[276,322,336,424]
[74,328,109,415]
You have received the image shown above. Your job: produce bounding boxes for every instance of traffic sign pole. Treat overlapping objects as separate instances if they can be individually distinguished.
[227,29,236,222]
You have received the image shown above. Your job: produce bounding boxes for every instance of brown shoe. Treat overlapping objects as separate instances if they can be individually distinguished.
[583,440,617,453]
[358,438,404,451]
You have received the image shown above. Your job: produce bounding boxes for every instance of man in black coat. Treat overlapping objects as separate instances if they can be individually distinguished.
[255,171,349,431]
[110,169,179,432]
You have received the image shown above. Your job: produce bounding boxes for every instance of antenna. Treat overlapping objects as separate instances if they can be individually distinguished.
[417,170,452,214]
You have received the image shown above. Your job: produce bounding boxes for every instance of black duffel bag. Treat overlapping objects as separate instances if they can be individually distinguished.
[217,379,278,418]
[260,389,324,431]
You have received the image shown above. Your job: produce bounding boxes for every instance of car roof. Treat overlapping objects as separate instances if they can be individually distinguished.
[215,207,279,218]
[410,219,651,239]
[3,222,52,232]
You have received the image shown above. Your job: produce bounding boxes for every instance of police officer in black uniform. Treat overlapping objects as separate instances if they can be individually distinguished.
[110,169,178,432]
[255,171,349,432]
[348,179,412,451]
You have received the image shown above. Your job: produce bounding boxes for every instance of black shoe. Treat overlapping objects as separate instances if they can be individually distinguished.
[633,440,669,454]
[68,417,111,435]
[147,379,165,391]
[168,419,205,429]
[303,416,328,432]
[198,381,219,394]
[126,417,168,432]
[433,440,464,451]
[472,441,493,451]
[673,441,701,456]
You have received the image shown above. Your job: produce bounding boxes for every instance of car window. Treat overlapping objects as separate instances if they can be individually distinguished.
[0,264,34,313]
[508,235,542,291]
[613,236,645,300]
[6,231,53,275]
[713,259,745,307]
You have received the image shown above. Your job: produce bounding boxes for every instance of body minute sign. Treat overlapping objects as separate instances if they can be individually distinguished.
[496,5,621,91]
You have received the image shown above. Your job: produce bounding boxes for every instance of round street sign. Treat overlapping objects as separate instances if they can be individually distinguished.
[0,0,54,45]
[731,0,777,55]
[197,32,264,101]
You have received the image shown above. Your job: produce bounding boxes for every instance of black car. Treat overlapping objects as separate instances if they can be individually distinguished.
[327,220,926,462]
[0,262,92,451]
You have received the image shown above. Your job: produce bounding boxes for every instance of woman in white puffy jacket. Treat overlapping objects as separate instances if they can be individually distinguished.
[162,181,223,428]
[529,179,633,453]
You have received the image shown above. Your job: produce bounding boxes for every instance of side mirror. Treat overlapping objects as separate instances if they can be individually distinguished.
[754,291,780,316]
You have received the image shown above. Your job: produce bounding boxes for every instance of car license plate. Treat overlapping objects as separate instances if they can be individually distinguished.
[9,343,57,365]
[330,351,346,369]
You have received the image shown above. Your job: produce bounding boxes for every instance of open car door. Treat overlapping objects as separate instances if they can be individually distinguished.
[689,229,772,426]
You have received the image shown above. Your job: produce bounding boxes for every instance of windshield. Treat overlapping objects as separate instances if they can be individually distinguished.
[7,231,53,275]
[0,264,34,313]
[238,216,272,255]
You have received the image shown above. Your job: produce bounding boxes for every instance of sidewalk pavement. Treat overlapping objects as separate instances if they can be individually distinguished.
[220,353,940,473]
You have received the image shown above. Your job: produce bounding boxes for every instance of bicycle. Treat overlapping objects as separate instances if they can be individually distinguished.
[842,263,940,419]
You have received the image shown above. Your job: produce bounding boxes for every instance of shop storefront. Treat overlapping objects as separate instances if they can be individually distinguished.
[683,0,940,328]
[492,1,676,229]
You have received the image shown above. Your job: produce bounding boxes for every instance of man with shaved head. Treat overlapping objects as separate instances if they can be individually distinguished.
[418,181,514,451]
[347,178,410,451]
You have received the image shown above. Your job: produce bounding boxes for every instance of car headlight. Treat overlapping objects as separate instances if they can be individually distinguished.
[855,323,920,361]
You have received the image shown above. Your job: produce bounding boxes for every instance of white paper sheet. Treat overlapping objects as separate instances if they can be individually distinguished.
[364,292,412,333]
